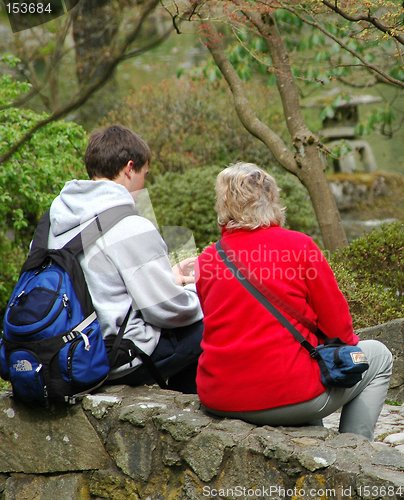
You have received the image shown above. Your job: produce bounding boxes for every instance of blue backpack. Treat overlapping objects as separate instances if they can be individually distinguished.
[0,205,135,405]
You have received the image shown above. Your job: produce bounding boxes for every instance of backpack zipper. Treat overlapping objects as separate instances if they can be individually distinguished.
[66,330,92,381]
[10,264,63,307]
[62,294,72,318]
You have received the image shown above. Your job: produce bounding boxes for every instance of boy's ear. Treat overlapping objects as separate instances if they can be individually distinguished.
[123,160,134,177]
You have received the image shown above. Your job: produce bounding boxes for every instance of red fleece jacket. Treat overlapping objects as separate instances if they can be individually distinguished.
[196,226,359,412]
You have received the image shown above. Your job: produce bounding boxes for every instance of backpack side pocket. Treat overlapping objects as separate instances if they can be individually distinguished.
[0,339,10,380]
[59,324,109,387]
[9,350,48,405]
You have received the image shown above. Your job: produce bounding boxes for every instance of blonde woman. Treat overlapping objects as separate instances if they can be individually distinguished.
[195,162,392,440]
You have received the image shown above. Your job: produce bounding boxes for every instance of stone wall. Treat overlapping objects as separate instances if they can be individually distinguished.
[0,386,404,500]
[358,319,404,403]
[328,174,389,211]
[0,319,403,500]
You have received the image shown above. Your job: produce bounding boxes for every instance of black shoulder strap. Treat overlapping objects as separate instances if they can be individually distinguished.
[31,204,138,254]
[215,241,317,357]
[108,308,168,389]
[30,210,51,251]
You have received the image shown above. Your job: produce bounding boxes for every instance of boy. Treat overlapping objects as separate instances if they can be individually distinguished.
[48,125,203,392]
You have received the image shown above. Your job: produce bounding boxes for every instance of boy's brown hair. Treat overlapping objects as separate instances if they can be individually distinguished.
[85,125,151,179]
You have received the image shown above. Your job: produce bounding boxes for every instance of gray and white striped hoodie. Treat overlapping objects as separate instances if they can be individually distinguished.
[48,179,202,379]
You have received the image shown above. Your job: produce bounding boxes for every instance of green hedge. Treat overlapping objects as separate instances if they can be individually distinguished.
[331,222,403,328]
[148,165,318,250]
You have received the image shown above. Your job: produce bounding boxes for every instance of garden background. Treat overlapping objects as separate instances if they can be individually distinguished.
[0,0,403,334]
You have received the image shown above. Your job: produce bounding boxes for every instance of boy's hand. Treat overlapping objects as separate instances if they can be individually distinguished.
[172,257,197,286]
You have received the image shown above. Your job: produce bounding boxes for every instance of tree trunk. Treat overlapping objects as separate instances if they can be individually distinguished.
[71,0,121,124]
[72,0,120,88]
[248,10,348,250]
[298,144,347,250]
[205,5,348,251]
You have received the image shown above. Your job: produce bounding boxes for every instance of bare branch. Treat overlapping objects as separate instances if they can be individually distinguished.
[0,0,161,165]
[122,26,173,60]
[237,6,310,140]
[160,0,204,33]
[203,22,298,174]
[335,75,379,88]
[322,0,404,46]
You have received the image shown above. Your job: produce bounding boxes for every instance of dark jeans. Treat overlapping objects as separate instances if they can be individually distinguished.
[111,320,203,394]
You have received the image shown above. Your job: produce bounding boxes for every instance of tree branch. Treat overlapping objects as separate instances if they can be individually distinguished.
[0,0,161,166]
[335,75,379,88]
[322,0,404,46]
[282,5,404,89]
[203,22,298,174]
[121,26,173,61]
[160,0,205,34]
[238,6,311,141]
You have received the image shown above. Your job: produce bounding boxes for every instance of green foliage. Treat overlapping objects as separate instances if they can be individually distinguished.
[107,78,283,178]
[148,164,317,250]
[110,78,317,248]
[148,165,222,250]
[331,222,404,328]
[0,108,87,241]
[332,221,403,295]
[0,63,87,319]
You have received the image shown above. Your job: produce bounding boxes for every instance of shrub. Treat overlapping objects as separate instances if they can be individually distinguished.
[148,164,318,250]
[331,222,403,328]
[0,108,87,242]
[106,78,284,178]
[331,221,403,295]
[0,62,87,320]
[148,165,221,250]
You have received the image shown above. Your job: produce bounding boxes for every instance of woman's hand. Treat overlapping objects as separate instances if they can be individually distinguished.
[172,257,197,286]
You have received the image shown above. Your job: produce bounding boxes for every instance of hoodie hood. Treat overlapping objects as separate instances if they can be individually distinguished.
[50,179,135,237]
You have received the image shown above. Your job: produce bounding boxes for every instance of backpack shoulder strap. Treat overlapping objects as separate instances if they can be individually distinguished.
[63,205,138,255]
[30,210,51,252]
[22,204,137,287]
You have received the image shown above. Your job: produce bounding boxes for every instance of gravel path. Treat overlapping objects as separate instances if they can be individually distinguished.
[323,403,404,452]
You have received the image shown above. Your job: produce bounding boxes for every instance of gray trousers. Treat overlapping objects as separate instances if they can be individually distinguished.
[205,340,393,440]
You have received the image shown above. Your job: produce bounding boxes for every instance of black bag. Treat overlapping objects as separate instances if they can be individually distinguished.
[215,241,369,389]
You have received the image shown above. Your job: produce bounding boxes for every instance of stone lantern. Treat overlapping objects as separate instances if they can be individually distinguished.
[309,90,382,173]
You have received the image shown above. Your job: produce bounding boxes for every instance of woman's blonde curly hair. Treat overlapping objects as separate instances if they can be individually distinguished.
[215,162,286,230]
